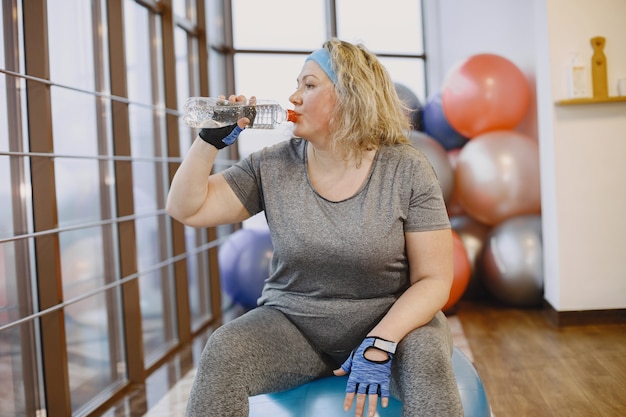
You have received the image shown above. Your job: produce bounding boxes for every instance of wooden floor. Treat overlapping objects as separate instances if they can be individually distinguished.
[456,300,626,417]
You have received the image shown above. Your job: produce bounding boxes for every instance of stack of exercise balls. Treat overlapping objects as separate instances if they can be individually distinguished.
[404,53,544,310]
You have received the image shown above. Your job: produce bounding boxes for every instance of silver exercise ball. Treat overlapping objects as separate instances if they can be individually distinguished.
[409,130,454,204]
[481,215,544,307]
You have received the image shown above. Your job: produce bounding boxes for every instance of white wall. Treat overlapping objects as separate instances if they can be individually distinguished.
[541,0,626,311]
[424,0,626,312]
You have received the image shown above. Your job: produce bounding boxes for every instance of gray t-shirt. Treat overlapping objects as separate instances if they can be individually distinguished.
[222,138,449,358]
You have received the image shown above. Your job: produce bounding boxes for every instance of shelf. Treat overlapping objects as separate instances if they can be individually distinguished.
[556,96,626,105]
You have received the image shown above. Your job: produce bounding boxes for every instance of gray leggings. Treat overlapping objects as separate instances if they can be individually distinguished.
[186,306,463,416]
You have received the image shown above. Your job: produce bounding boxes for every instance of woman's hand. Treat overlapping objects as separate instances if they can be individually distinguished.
[333,337,395,417]
[198,95,256,149]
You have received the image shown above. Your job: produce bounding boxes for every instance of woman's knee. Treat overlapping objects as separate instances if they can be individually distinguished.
[200,310,273,371]
[402,312,451,353]
[202,325,244,366]
[390,314,463,415]
[392,312,455,385]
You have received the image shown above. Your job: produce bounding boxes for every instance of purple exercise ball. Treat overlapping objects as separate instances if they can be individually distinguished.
[423,91,469,151]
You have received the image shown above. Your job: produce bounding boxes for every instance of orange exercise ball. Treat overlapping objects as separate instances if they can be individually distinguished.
[409,130,455,204]
[443,229,471,313]
[441,54,530,138]
[455,130,541,226]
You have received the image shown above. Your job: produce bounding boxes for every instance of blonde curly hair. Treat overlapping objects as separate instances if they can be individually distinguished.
[323,38,412,161]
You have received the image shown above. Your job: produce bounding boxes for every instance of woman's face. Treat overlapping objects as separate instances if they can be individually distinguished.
[289,60,337,142]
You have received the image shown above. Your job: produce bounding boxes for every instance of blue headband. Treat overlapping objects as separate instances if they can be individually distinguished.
[306,48,338,84]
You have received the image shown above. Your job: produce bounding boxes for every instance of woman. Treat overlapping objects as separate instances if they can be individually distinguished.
[167,38,463,417]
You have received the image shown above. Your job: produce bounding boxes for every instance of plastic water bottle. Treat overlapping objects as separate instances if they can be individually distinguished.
[182,97,297,129]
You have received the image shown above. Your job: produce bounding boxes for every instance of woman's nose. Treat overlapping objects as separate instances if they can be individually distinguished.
[289,90,301,105]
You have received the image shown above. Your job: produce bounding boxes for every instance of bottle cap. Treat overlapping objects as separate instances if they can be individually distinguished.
[287,109,298,123]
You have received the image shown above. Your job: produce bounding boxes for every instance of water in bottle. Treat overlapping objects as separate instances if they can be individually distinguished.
[183,97,297,129]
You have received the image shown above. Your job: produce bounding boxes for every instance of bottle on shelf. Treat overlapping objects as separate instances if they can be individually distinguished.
[567,52,589,99]
[182,96,297,129]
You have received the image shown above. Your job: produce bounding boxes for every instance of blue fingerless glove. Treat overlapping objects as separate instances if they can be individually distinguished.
[340,337,395,398]
[198,123,244,149]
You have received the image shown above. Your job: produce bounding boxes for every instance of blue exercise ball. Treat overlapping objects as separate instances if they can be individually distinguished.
[423,91,469,150]
[452,347,491,417]
[249,347,491,417]
[219,228,273,309]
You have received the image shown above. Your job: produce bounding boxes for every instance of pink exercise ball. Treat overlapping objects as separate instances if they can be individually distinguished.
[408,130,454,204]
[446,148,465,218]
[455,130,541,226]
[442,54,530,138]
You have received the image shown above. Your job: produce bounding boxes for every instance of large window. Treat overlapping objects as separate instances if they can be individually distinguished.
[0,0,217,415]
[0,2,41,415]
[47,2,127,412]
